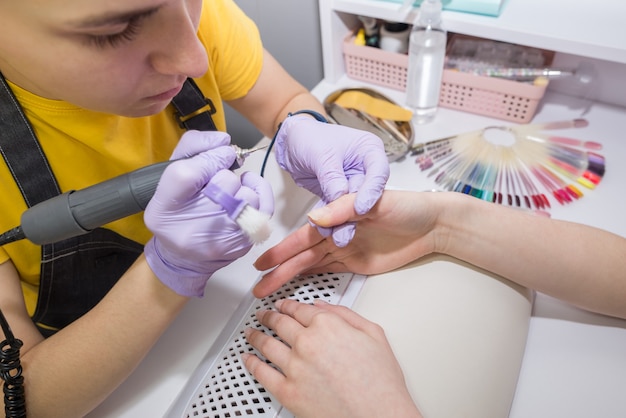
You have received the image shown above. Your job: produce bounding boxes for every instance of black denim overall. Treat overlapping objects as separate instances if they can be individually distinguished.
[0,74,217,337]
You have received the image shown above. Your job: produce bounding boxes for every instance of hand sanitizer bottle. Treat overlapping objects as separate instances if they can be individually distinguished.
[405,0,447,124]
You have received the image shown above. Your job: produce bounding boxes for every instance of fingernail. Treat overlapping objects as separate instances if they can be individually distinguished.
[274,299,284,309]
[313,299,329,306]
[307,206,330,223]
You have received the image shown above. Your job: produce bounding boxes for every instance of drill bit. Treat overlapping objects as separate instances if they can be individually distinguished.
[231,144,270,169]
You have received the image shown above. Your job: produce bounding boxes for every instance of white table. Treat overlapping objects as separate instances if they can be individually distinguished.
[87,88,626,418]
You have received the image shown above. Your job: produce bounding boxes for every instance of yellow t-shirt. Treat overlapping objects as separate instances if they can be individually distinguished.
[0,0,263,315]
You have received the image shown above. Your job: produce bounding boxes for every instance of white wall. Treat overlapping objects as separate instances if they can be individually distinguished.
[548,52,626,111]
[227,0,324,147]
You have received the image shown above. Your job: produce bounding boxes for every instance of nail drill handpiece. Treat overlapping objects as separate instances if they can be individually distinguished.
[9,144,268,246]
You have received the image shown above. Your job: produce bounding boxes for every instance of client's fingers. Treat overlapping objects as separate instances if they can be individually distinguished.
[253,238,330,298]
[307,193,360,227]
[273,299,330,330]
[241,351,286,395]
[254,223,323,271]
[244,325,290,370]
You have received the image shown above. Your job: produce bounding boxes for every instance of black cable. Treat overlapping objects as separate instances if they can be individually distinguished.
[0,226,25,247]
[260,110,328,178]
[0,308,26,418]
[259,128,278,178]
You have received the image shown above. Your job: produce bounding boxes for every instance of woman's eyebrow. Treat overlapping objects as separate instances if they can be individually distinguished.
[68,6,161,28]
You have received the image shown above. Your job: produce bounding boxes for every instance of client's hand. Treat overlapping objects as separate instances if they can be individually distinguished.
[253,190,439,298]
[243,299,422,418]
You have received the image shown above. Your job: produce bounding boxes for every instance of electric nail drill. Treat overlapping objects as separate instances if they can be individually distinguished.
[0,144,268,246]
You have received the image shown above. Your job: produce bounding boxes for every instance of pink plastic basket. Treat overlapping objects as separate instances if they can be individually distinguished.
[342,33,551,123]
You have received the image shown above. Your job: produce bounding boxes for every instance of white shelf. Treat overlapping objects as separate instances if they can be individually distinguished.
[328,0,626,64]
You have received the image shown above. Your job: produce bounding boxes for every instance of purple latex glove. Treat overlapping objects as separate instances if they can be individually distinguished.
[144,130,275,297]
[274,113,390,247]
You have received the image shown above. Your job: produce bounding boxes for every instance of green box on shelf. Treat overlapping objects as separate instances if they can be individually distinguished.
[379,0,504,17]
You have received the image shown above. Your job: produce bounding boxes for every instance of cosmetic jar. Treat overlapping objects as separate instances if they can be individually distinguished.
[379,21,410,54]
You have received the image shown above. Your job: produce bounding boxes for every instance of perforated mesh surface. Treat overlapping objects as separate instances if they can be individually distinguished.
[170,272,363,418]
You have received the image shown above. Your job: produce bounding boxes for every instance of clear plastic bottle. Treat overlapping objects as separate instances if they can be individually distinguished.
[405,0,447,124]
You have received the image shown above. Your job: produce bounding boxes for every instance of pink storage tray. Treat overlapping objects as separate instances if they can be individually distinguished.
[342,33,551,123]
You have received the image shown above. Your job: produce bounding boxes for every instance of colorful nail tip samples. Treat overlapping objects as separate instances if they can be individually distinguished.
[413,119,605,211]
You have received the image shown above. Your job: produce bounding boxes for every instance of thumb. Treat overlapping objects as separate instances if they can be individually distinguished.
[307,193,359,228]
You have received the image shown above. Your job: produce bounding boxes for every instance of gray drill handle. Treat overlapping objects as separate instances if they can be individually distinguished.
[20,161,172,245]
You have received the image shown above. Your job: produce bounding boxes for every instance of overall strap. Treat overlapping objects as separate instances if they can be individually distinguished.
[171,78,218,131]
[0,76,218,207]
[0,72,61,207]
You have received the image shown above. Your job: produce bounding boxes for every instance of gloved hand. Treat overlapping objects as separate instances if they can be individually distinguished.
[144,130,275,297]
[274,113,389,247]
